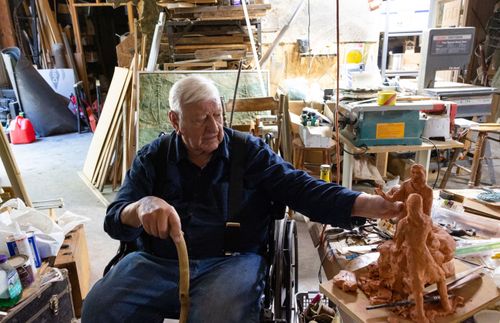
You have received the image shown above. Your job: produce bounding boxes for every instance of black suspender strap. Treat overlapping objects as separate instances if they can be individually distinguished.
[228,130,248,221]
[224,130,248,255]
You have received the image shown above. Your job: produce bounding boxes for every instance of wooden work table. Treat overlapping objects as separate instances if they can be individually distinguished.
[319,260,500,323]
[339,133,464,189]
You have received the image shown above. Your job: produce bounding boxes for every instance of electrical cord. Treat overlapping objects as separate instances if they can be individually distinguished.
[342,144,368,156]
[420,137,440,189]
[317,248,334,284]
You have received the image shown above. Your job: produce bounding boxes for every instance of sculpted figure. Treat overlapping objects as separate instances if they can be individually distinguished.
[376,164,433,216]
[394,194,452,322]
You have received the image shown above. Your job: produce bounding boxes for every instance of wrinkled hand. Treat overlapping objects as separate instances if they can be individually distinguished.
[352,193,404,220]
[136,196,182,242]
[374,187,386,198]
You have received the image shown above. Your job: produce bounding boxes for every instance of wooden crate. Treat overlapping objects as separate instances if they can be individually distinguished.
[54,224,90,318]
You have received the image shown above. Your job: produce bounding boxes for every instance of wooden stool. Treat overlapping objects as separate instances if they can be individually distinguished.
[440,123,500,188]
[292,137,335,175]
[468,124,500,186]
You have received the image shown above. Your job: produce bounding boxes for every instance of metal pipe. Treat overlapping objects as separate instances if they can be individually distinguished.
[229,60,243,128]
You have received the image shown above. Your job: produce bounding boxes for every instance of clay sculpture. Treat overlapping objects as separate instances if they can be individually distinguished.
[375,164,433,216]
[358,180,461,322]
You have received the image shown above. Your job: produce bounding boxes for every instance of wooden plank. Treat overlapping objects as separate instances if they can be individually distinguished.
[175,43,248,50]
[375,153,388,178]
[195,49,246,60]
[94,59,134,187]
[340,133,464,154]
[173,0,217,3]
[174,35,245,45]
[320,259,500,323]
[83,67,130,181]
[0,126,32,206]
[54,224,90,317]
[0,0,17,48]
[164,61,227,69]
[98,108,124,190]
[77,171,110,207]
[227,97,278,113]
[169,3,271,13]
[127,2,134,34]
[60,25,79,80]
[163,2,195,9]
[37,0,63,44]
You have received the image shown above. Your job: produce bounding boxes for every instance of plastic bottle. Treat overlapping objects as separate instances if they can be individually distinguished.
[9,113,36,145]
[0,254,22,308]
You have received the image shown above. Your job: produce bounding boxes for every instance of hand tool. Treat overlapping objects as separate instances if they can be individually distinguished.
[366,295,452,310]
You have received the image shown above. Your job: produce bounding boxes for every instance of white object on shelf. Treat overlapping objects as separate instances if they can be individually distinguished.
[299,125,333,148]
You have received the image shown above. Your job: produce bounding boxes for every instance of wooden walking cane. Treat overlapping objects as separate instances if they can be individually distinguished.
[175,235,190,323]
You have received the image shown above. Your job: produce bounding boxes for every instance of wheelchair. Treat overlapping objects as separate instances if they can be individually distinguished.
[103,216,299,323]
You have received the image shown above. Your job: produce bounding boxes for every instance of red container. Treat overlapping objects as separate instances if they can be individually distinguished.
[9,115,36,144]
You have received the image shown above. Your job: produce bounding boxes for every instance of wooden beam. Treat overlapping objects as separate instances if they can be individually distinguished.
[226,97,278,113]
[67,0,89,95]
[0,0,17,48]
[73,2,126,7]
[0,126,32,206]
[127,2,134,34]
[37,0,63,44]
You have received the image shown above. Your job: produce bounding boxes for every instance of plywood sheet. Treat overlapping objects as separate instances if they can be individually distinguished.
[137,70,269,148]
[83,67,130,180]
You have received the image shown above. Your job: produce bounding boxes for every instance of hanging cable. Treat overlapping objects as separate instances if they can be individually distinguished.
[335,0,341,183]
[420,137,440,189]
[307,0,311,52]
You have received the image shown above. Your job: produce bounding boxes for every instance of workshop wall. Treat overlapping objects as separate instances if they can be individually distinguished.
[262,0,383,96]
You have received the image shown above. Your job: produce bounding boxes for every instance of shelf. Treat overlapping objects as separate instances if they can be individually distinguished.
[385,70,419,77]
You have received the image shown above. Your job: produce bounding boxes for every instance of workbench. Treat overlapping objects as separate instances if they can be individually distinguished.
[339,133,464,189]
[319,259,500,323]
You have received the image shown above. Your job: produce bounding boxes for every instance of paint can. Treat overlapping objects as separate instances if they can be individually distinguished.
[377,90,397,106]
[7,255,34,288]
[26,231,41,268]
[320,164,331,182]
[6,232,37,274]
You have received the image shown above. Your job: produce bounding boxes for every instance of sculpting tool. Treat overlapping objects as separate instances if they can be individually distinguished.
[423,266,484,294]
[366,295,450,310]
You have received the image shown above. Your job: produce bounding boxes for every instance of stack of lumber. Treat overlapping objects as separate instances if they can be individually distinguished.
[159,20,260,69]
[159,2,271,21]
[155,0,271,69]
[35,0,76,73]
[82,54,142,191]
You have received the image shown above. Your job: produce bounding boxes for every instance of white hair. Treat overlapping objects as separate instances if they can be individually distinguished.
[168,75,221,114]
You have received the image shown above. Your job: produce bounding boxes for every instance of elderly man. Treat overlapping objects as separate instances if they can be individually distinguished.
[82,76,402,323]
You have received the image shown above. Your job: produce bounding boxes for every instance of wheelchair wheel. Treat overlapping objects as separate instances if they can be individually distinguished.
[272,219,299,322]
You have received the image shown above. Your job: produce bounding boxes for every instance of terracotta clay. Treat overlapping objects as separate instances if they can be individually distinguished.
[395,194,451,322]
[357,193,460,322]
[376,164,433,216]
[333,270,358,292]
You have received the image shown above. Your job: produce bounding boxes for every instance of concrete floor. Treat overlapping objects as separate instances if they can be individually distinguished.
[2,131,499,318]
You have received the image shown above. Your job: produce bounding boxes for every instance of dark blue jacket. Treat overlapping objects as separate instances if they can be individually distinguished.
[104,128,362,259]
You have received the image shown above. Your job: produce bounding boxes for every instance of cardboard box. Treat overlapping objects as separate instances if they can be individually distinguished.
[299,125,333,148]
[54,224,90,318]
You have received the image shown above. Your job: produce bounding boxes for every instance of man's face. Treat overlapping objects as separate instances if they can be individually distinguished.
[410,166,424,182]
[169,99,224,156]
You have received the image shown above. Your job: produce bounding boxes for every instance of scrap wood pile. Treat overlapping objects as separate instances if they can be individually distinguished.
[156,0,271,69]
[82,55,142,191]
[14,0,77,75]
[158,0,271,20]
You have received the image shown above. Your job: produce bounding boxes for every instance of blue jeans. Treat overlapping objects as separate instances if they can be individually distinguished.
[82,251,266,323]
